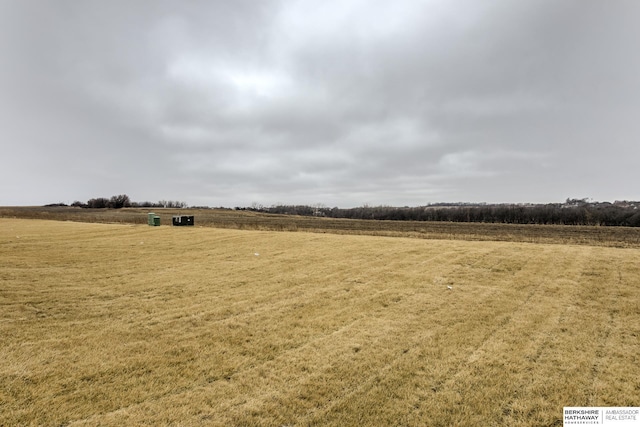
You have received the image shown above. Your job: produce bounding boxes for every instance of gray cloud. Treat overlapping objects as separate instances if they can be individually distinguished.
[2,0,639,207]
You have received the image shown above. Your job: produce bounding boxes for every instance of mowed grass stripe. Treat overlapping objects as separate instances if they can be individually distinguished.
[69,245,596,426]
[1,219,639,426]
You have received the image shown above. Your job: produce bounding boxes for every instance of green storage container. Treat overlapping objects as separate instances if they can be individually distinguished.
[153,216,160,226]
[148,213,156,226]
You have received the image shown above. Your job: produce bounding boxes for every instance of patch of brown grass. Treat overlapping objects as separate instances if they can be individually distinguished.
[1,218,639,426]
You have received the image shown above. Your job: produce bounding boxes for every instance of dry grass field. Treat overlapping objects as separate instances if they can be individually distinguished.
[3,206,640,248]
[1,218,639,426]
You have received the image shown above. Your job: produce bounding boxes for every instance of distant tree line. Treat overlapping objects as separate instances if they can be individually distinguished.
[133,200,189,209]
[47,196,640,226]
[256,199,640,227]
[47,195,188,209]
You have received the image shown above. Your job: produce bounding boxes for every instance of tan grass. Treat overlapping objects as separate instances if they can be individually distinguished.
[1,218,639,426]
[3,206,640,248]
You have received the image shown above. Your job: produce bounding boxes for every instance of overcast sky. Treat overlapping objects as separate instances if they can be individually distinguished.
[1,0,639,207]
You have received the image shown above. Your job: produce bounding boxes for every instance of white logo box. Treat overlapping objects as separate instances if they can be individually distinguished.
[564,407,640,426]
